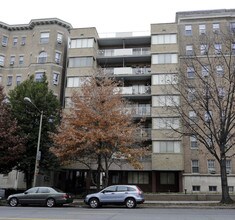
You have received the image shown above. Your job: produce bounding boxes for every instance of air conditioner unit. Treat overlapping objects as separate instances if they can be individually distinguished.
[209,170,216,174]
[21,42,25,46]
[57,39,62,44]
[53,80,58,85]
[55,59,60,64]
[10,61,14,65]
[2,42,7,47]
[213,30,219,34]
[0,63,4,67]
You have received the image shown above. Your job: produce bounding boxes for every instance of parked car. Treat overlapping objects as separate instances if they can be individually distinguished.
[84,185,145,208]
[7,186,73,207]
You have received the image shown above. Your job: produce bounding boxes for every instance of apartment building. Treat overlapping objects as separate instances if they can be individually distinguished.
[1,9,235,194]
[0,18,71,102]
[0,18,71,189]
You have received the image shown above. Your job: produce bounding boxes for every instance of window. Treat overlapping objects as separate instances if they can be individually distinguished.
[117,186,128,192]
[152,34,177,44]
[38,51,47,63]
[152,54,178,64]
[10,56,15,65]
[216,65,224,76]
[153,117,180,129]
[199,24,206,35]
[152,74,178,85]
[209,186,217,192]
[69,57,93,67]
[70,38,94,48]
[186,45,193,55]
[128,172,149,184]
[208,159,215,173]
[204,111,212,122]
[57,33,63,44]
[185,25,192,36]
[13,37,18,46]
[55,52,61,64]
[218,87,226,98]
[189,111,197,123]
[19,56,24,65]
[160,172,175,185]
[21,37,26,45]
[213,23,220,33]
[230,22,235,33]
[192,160,199,173]
[2,36,8,46]
[200,44,208,55]
[67,76,87,87]
[153,95,180,107]
[226,160,232,174]
[192,186,200,192]
[187,67,195,78]
[190,135,198,148]
[229,186,234,192]
[7,76,13,86]
[214,43,222,54]
[232,43,235,55]
[202,65,209,77]
[16,76,22,85]
[38,187,50,193]
[53,72,59,85]
[40,32,50,43]
[188,87,196,101]
[0,55,5,66]
[35,72,45,82]
[153,141,181,153]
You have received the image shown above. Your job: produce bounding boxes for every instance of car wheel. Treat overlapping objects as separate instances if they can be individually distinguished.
[125,198,136,208]
[9,197,19,207]
[89,198,99,208]
[46,198,56,207]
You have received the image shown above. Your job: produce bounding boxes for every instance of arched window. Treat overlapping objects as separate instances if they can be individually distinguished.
[38,51,47,63]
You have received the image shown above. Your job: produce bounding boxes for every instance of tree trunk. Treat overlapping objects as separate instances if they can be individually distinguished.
[103,157,109,188]
[220,157,234,204]
[96,154,102,191]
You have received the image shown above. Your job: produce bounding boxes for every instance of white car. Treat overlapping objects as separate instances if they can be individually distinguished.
[84,185,145,208]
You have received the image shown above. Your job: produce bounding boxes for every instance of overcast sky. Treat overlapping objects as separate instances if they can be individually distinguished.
[1,0,234,33]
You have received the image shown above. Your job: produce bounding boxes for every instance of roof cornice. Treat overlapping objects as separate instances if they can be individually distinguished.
[0,18,72,31]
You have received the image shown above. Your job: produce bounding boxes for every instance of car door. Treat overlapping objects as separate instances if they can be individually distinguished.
[36,187,51,205]
[19,187,39,204]
[99,186,117,203]
[116,186,129,202]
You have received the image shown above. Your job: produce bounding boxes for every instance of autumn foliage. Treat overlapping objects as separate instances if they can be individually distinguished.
[0,86,25,174]
[51,75,149,187]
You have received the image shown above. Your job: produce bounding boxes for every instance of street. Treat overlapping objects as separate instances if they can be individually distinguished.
[0,206,235,220]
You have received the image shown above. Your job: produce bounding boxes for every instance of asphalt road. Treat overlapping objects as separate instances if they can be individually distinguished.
[0,206,235,220]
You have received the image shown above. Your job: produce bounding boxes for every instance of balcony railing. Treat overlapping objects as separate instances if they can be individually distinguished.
[125,106,151,117]
[98,47,151,57]
[104,67,151,75]
[114,86,151,95]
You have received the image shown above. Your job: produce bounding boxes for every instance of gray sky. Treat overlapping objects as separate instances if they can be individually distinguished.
[1,0,234,33]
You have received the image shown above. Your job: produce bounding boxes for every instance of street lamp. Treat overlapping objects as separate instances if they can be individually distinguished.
[24,97,43,187]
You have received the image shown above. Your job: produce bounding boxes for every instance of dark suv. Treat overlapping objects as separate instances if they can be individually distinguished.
[84,185,145,208]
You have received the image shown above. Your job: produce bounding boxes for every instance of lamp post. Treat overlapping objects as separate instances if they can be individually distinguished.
[24,97,43,187]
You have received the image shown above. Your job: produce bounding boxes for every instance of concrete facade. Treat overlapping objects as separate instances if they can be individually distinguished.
[1,9,235,194]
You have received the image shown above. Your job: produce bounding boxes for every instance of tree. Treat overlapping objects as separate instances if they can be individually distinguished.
[167,31,235,203]
[8,76,61,188]
[51,74,149,190]
[0,86,25,173]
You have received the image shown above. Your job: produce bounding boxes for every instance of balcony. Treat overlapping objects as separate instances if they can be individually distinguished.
[104,67,151,75]
[125,106,151,118]
[97,48,151,65]
[98,48,150,57]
